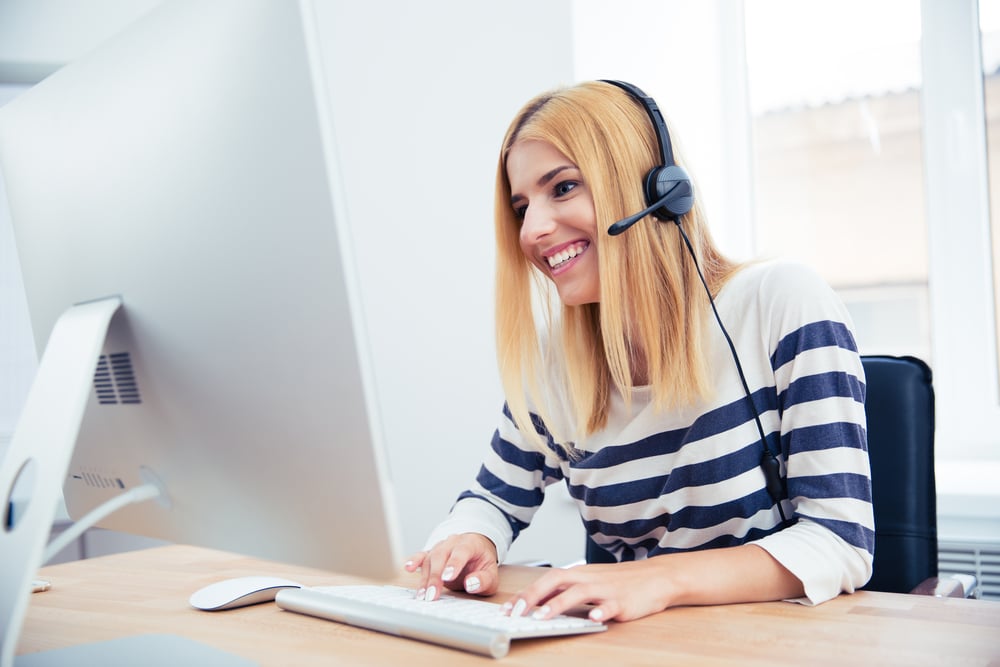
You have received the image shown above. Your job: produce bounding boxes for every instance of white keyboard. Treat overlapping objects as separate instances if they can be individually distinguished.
[274,584,606,659]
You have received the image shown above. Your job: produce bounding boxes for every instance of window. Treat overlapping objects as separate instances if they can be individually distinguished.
[746,0,1000,470]
[744,0,928,360]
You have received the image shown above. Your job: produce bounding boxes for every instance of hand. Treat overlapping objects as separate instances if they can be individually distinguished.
[504,560,670,623]
[505,545,805,622]
[404,533,499,601]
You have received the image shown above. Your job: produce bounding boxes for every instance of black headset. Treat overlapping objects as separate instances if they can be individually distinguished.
[602,80,694,235]
[601,80,789,524]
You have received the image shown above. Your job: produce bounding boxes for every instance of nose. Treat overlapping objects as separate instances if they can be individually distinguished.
[519,204,557,245]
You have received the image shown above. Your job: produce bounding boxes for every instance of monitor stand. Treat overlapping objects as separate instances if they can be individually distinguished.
[0,296,121,667]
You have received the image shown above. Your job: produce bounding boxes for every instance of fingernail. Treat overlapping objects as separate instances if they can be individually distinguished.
[589,608,604,621]
[404,560,414,570]
[424,585,437,602]
[511,599,527,617]
[414,588,425,600]
[465,576,481,593]
[531,605,551,620]
[500,601,513,615]
[441,566,456,581]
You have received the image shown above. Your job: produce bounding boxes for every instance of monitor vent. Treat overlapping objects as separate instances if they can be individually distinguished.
[70,471,127,489]
[94,352,142,405]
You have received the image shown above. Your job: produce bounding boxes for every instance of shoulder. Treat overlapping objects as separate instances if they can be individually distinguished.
[722,260,857,353]
[725,260,845,318]
[726,259,834,301]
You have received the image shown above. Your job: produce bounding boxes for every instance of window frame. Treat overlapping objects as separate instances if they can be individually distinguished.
[920,0,998,464]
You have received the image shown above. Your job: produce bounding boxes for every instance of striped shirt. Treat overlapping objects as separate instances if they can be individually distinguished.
[427,261,874,604]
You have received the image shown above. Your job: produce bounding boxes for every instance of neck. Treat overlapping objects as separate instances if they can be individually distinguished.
[628,342,648,386]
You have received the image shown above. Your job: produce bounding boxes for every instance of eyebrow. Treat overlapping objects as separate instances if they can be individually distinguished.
[509,165,576,206]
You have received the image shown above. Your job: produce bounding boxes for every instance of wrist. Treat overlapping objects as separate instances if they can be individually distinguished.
[636,555,688,609]
[464,532,499,563]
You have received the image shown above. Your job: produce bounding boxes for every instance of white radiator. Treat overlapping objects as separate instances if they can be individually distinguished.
[938,541,1000,600]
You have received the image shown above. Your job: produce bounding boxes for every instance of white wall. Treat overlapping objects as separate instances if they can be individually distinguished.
[0,0,583,564]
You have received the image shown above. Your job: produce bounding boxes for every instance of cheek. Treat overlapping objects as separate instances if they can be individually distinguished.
[577,201,598,237]
[517,228,540,266]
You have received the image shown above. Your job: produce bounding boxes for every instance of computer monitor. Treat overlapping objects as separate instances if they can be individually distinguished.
[0,0,404,660]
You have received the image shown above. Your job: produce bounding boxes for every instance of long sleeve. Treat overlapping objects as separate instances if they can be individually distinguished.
[748,263,874,602]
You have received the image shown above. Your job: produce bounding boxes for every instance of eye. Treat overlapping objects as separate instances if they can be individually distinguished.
[513,204,527,220]
[553,180,578,197]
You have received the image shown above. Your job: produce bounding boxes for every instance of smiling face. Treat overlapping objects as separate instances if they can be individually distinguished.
[507,139,600,306]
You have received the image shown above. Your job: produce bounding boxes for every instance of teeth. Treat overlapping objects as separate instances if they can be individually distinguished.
[547,243,586,268]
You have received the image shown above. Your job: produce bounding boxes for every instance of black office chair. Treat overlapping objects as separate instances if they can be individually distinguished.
[861,355,937,593]
[585,355,975,596]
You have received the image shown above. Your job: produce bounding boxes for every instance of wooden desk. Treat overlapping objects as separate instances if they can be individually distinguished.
[16,545,1000,665]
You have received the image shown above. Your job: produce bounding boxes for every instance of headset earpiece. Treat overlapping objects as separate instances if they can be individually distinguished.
[644,164,693,220]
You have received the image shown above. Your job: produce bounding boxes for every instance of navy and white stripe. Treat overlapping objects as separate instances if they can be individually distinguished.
[429,261,874,604]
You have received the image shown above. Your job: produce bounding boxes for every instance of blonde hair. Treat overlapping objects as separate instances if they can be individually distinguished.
[495,81,740,449]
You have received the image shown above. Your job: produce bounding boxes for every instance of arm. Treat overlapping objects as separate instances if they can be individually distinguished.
[518,264,871,621]
[753,263,874,603]
[510,543,803,622]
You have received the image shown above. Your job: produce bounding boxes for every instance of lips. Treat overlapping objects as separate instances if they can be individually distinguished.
[545,241,589,270]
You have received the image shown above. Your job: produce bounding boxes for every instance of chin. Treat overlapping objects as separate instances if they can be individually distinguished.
[556,289,599,307]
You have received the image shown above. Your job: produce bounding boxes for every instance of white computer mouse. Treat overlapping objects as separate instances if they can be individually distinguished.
[189,575,303,611]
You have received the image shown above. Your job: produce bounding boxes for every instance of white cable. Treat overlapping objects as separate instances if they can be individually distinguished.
[42,483,161,565]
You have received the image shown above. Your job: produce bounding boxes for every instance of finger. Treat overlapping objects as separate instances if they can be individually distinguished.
[412,544,442,599]
[503,569,572,616]
[438,540,491,593]
[585,598,621,623]
[418,534,498,601]
[527,580,598,619]
[438,551,471,591]
[461,563,499,597]
[421,538,480,601]
[403,552,427,573]
[418,547,451,601]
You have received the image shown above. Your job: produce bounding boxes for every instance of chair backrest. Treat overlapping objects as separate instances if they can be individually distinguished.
[861,354,938,593]
[584,355,939,594]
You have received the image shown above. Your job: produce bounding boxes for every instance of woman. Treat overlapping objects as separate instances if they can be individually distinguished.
[405,81,873,623]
